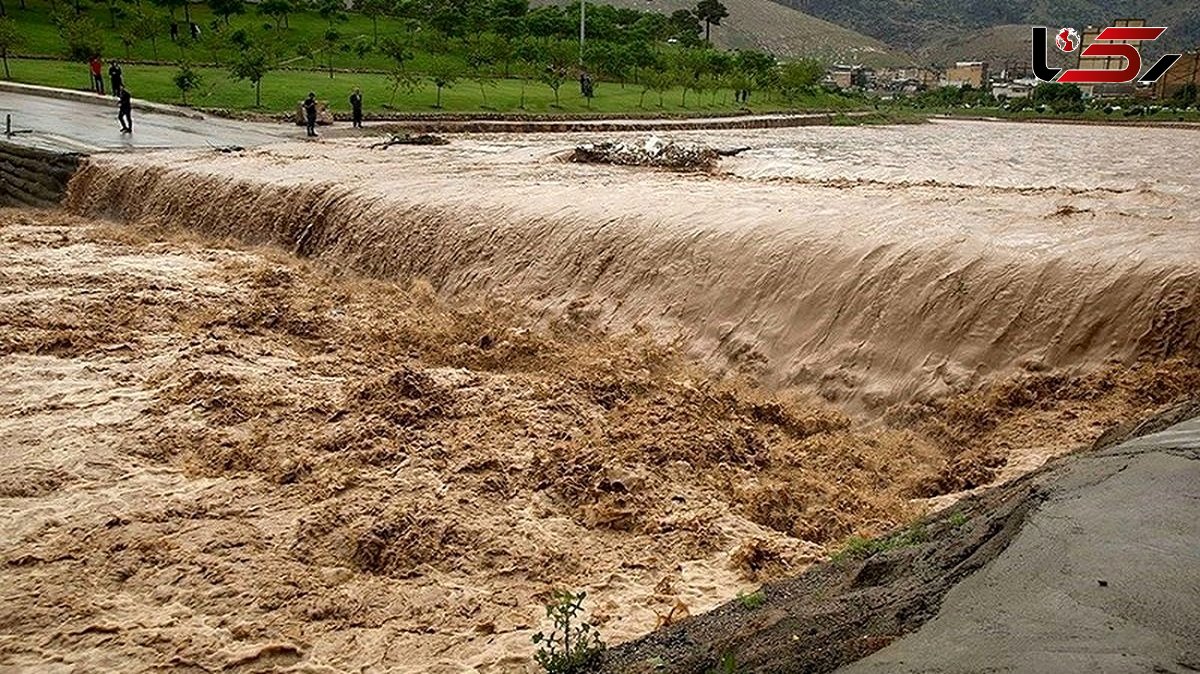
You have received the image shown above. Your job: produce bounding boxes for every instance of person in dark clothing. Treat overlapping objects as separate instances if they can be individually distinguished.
[89,56,105,94]
[303,92,318,137]
[349,88,363,128]
[109,62,123,97]
[190,22,201,40]
[170,21,179,42]
[118,87,133,134]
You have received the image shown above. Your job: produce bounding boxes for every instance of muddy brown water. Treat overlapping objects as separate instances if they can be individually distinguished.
[1,119,1198,673]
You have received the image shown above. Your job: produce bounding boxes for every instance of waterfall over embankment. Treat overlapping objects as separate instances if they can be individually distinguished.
[64,137,1200,411]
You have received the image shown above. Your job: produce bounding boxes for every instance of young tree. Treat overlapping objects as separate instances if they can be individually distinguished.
[209,0,243,26]
[537,39,574,107]
[60,16,103,63]
[173,61,201,103]
[230,45,271,107]
[667,9,701,46]
[102,0,125,29]
[356,0,388,44]
[351,35,372,62]
[694,0,728,44]
[427,55,461,108]
[464,33,501,107]
[312,0,345,28]
[131,4,166,59]
[384,65,419,107]
[774,58,822,102]
[0,17,22,79]
[320,27,343,78]
[641,63,672,107]
[257,0,292,29]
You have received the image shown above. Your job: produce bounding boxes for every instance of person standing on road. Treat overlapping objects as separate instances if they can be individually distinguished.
[108,61,124,97]
[89,56,105,94]
[303,92,319,137]
[349,88,363,128]
[118,87,133,134]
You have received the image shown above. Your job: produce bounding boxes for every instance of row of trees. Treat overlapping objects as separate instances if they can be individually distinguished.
[37,0,832,110]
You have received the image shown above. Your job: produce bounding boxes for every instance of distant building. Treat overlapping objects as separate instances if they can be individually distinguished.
[1078,18,1145,98]
[1155,51,1200,101]
[944,61,988,89]
[826,64,871,89]
[992,78,1036,100]
[875,66,940,92]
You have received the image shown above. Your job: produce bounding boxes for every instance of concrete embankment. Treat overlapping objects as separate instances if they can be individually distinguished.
[0,141,84,208]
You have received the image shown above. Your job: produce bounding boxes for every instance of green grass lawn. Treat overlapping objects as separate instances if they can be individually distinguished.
[3,0,868,115]
[6,57,860,116]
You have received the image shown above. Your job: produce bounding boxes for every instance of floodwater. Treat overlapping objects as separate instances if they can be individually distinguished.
[2,118,1198,673]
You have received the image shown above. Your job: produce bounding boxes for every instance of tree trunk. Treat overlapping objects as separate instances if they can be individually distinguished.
[705,21,711,43]
[183,2,191,23]
[255,79,261,107]
[436,85,442,108]
[2,52,9,80]
[372,17,377,44]
[151,36,157,59]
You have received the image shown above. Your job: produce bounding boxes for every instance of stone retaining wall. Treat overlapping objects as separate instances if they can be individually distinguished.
[0,141,85,208]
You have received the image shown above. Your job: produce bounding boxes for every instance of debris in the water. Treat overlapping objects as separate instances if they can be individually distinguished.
[370,134,451,149]
[568,135,723,171]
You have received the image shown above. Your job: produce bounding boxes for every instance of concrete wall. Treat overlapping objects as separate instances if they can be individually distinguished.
[0,141,85,208]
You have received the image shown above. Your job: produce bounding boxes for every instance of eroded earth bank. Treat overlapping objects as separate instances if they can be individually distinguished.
[2,120,1199,672]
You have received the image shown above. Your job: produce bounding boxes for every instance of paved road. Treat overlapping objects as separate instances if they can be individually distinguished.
[1,91,293,152]
[840,416,1200,674]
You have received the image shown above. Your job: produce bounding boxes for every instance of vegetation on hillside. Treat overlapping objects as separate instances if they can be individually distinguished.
[0,0,871,115]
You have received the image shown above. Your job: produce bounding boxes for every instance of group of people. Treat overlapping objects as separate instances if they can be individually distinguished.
[89,57,134,134]
[302,87,365,137]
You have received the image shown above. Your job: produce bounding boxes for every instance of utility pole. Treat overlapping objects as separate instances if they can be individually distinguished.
[579,0,586,66]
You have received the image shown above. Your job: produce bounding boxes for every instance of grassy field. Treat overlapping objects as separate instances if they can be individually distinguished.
[7,57,862,115]
[4,0,870,115]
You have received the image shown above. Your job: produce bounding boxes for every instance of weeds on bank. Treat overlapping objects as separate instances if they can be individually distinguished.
[737,589,766,609]
[832,522,929,562]
[533,590,605,674]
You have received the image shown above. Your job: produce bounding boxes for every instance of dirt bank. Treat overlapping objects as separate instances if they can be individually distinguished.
[599,403,1200,674]
[2,207,1196,672]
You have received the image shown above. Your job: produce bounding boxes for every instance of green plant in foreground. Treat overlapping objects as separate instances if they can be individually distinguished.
[737,589,766,609]
[532,590,605,674]
[948,511,969,528]
[833,522,929,562]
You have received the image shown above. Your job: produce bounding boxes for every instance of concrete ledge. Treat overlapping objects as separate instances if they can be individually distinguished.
[0,81,204,121]
[0,140,86,208]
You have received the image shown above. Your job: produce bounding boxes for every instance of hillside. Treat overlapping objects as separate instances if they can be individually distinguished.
[772,0,1200,66]
[532,0,913,66]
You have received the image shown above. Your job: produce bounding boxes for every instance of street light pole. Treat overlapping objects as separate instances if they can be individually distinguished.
[579,0,586,66]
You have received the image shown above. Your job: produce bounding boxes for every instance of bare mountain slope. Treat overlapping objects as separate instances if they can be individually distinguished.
[533,0,912,66]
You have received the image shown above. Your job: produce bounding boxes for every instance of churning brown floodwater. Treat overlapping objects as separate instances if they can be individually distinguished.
[67,120,1200,411]
[1,119,1198,673]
